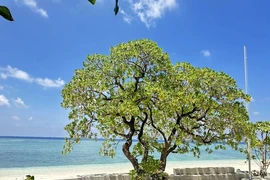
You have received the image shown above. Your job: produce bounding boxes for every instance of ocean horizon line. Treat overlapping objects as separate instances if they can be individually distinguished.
[0,136,247,145]
[0,136,101,140]
[0,136,135,142]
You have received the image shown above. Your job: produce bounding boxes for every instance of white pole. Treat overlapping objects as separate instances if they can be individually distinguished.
[244,45,252,180]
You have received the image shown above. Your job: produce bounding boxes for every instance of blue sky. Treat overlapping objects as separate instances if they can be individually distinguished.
[0,0,269,137]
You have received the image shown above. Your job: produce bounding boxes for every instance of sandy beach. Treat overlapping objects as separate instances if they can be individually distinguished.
[0,159,265,180]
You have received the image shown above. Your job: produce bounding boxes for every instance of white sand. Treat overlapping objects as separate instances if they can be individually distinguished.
[0,160,264,180]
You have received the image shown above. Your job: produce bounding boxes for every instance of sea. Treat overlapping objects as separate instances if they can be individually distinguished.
[0,136,247,170]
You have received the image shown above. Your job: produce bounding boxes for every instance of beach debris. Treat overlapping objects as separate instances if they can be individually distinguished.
[25,175,34,180]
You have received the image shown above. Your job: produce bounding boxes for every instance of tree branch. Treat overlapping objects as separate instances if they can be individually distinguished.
[167,144,177,155]
[179,124,213,144]
[188,108,209,122]
[182,105,199,117]
[166,112,184,156]
[122,116,131,125]
[138,112,148,142]
[147,105,167,144]
[114,77,125,91]
[127,61,144,73]
[168,112,182,143]
[113,129,128,138]
[137,112,149,162]
[92,89,111,100]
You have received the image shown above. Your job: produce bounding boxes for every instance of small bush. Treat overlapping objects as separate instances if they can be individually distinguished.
[25,175,35,180]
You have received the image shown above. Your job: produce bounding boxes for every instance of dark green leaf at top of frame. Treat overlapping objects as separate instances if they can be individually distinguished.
[114,4,119,15]
[88,0,96,5]
[0,6,14,21]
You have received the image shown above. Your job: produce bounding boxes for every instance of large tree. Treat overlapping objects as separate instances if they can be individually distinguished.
[61,39,252,179]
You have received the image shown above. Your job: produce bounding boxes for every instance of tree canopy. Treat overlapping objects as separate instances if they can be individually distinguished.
[61,39,252,179]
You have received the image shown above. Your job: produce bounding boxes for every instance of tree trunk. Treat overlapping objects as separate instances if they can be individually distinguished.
[122,140,140,171]
[160,142,170,171]
[150,145,169,180]
[142,147,149,162]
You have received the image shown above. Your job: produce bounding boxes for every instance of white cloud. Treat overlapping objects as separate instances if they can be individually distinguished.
[0,65,65,88]
[253,111,260,116]
[200,50,211,57]
[129,0,178,28]
[1,66,32,82]
[13,98,28,108]
[0,95,10,107]
[0,86,3,90]
[120,10,133,24]
[251,97,255,102]
[11,116,20,120]
[28,117,33,121]
[35,78,65,88]
[16,0,48,18]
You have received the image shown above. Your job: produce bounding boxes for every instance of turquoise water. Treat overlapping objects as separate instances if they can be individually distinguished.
[0,137,246,169]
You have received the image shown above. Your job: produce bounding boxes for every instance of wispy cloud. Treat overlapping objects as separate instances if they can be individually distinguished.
[16,0,48,18]
[35,78,65,88]
[200,50,211,57]
[13,98,28,108]
[11,116,20,120]
[0,95,9,107]
[251,97,255,102]
[128,0,178,28]
[0,86,3,90]
[0,66,32,82]
[0,66,65,88]
[120,10,133,24]
[253,111,260,116]
[28,117,33,121]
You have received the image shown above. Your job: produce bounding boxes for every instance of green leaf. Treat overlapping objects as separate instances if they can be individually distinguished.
[114,0,119,15]
[88,0,96,5]
[0,6,14,21]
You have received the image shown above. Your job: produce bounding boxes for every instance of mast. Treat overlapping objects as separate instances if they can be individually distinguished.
[244,45,252,180]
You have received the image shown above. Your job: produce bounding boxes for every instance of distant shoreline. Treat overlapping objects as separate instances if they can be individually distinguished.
[0,135,66,139]
[0,136,248,144]
[0,136,131,142]
[0,136,103,141]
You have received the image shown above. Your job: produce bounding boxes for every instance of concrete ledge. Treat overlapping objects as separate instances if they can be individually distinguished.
[173,167,235,175]
[170,174,245,180]
[57,167,247,180]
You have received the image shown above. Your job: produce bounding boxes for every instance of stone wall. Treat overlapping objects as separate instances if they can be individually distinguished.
[171,167,248,180]
[58,167,249,180]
